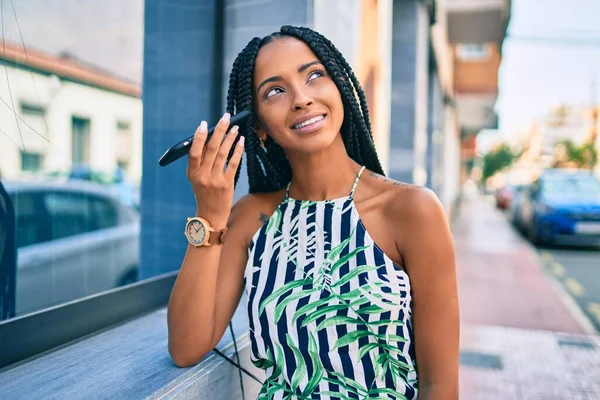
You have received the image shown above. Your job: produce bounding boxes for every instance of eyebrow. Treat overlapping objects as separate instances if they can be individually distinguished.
[256,60,323,95]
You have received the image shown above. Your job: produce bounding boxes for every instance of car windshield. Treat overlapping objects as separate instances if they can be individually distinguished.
[542,175,600,196]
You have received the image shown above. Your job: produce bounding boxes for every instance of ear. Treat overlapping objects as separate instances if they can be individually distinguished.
[253,120,268,143]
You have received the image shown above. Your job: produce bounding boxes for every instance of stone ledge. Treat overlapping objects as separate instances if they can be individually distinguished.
[0,303,264,399]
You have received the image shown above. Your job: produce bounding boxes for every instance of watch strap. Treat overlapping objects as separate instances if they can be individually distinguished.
[208,227,228,245]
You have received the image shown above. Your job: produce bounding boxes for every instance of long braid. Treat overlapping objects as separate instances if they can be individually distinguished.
[226,53,244,187]
[225,25,385,194]
[227,37,265,191]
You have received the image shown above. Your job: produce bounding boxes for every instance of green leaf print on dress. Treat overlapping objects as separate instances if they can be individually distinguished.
[269,204,321,268]
[256,219,415,398]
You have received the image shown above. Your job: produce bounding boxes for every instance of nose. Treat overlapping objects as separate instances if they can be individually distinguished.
[292,87,313,111]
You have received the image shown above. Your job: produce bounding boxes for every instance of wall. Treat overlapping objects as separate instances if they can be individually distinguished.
[356,0,393,174]
[429,2,463,216]
[442,105,461,217]
[453,43,501,94]
[0,65,142,183]
[140,0,222,278]
[313,0,360,67]
[376,0,394,174]
[430,10,455,99]
[389,0,430,185]
[427,65,443,191]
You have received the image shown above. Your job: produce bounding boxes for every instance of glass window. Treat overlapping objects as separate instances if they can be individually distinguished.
[0,1,144,319]
[72,117,91,165]
[542,175,600,196]
[10,191,50,248]
[44,192,93,240]
[19,104,49,159]
[456,43,491,61]
[116,121,132,176]
[91,197,119,230]
[20,151,44,173]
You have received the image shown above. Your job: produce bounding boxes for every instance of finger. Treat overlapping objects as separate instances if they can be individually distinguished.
[200,112,230,173]
[188,121,207,172]
[224,135,245,180]
[213,125,239,173]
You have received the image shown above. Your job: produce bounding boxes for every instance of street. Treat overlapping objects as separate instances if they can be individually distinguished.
[455,194,600,399]
[500,203,600,335]
[539,246,600,333]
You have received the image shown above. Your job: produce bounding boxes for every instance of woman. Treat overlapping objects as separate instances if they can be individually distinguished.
[167,25,459,399]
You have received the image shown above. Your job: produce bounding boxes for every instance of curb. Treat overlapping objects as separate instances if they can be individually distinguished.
[529,246,598,335]
[453,194,598,336]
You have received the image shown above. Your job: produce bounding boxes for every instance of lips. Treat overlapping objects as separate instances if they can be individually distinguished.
[293,115,324,130]
[291,113,327,131]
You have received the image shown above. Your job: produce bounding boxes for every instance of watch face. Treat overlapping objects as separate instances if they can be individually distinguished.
[186,219,207,245]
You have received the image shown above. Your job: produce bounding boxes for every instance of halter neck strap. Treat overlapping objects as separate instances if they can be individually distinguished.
[349,165,366,198]
[284,166,366,200]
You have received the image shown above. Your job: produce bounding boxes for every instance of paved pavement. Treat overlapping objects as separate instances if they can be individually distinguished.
[459,324,600,400]
[453,194,600,399]
[453,194,588,334]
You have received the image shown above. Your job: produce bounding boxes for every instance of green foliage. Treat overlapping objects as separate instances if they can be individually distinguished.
[482,144,519,181]
[556,140,598,168]
[255,204,416,398]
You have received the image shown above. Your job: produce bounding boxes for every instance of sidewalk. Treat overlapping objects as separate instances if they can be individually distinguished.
[453,194,600,399]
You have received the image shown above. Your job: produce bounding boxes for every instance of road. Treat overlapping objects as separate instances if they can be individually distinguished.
[538,245,600,333]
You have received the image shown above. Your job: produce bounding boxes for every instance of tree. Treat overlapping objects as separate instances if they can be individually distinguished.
[554,140,597,169]
[482,143,519,181]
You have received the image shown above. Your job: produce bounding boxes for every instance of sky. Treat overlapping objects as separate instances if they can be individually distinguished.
[495,0,600,136]
[1,0,143,85]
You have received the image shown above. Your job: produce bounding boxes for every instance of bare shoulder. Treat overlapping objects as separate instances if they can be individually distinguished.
[228,189,285,247]
[363,170,447,232]
[361,170,452,275]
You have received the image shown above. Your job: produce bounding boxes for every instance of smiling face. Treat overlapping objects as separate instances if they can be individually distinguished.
[253,37,345,155]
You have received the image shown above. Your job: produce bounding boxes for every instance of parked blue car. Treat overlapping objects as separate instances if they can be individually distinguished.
[518,169,600,246]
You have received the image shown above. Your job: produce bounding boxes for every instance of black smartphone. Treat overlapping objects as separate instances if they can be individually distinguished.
[158,109,252,167]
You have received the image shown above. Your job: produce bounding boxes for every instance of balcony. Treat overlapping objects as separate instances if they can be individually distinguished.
[452,43,501,134]
[444,0,511,45]
[456,93,498,135]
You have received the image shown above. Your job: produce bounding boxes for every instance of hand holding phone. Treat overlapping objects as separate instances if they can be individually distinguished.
[184,112,249,226]
[158,109,252,167]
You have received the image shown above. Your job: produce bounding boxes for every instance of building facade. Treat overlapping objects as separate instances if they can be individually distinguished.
[0,41,143,185]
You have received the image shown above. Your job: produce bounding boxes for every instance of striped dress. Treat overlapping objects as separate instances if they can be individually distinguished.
[244,166,418,399]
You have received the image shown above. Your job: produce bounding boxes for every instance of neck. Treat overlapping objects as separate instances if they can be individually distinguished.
[285,135,362,201]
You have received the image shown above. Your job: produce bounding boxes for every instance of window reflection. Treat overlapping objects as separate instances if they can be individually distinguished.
[0,1,144,320]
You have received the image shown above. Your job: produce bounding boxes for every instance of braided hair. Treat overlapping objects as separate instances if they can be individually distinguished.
[227,25,385,193]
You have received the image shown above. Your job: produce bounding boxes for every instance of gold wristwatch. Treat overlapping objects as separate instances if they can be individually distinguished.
[184,216,228,247]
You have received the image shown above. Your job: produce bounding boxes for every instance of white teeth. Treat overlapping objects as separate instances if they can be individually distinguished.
[294,115,324,129]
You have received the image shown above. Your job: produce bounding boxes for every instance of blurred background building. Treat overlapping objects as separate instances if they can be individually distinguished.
[0,40,143,185]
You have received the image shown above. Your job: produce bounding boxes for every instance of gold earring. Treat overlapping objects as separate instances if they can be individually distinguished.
[259,137,266,149]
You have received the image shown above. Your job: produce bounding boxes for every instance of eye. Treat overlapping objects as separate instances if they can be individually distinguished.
[308,69,325,82]
[265,87,284,98]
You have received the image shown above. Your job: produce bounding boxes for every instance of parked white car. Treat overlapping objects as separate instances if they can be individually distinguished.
[4,180,140,316]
